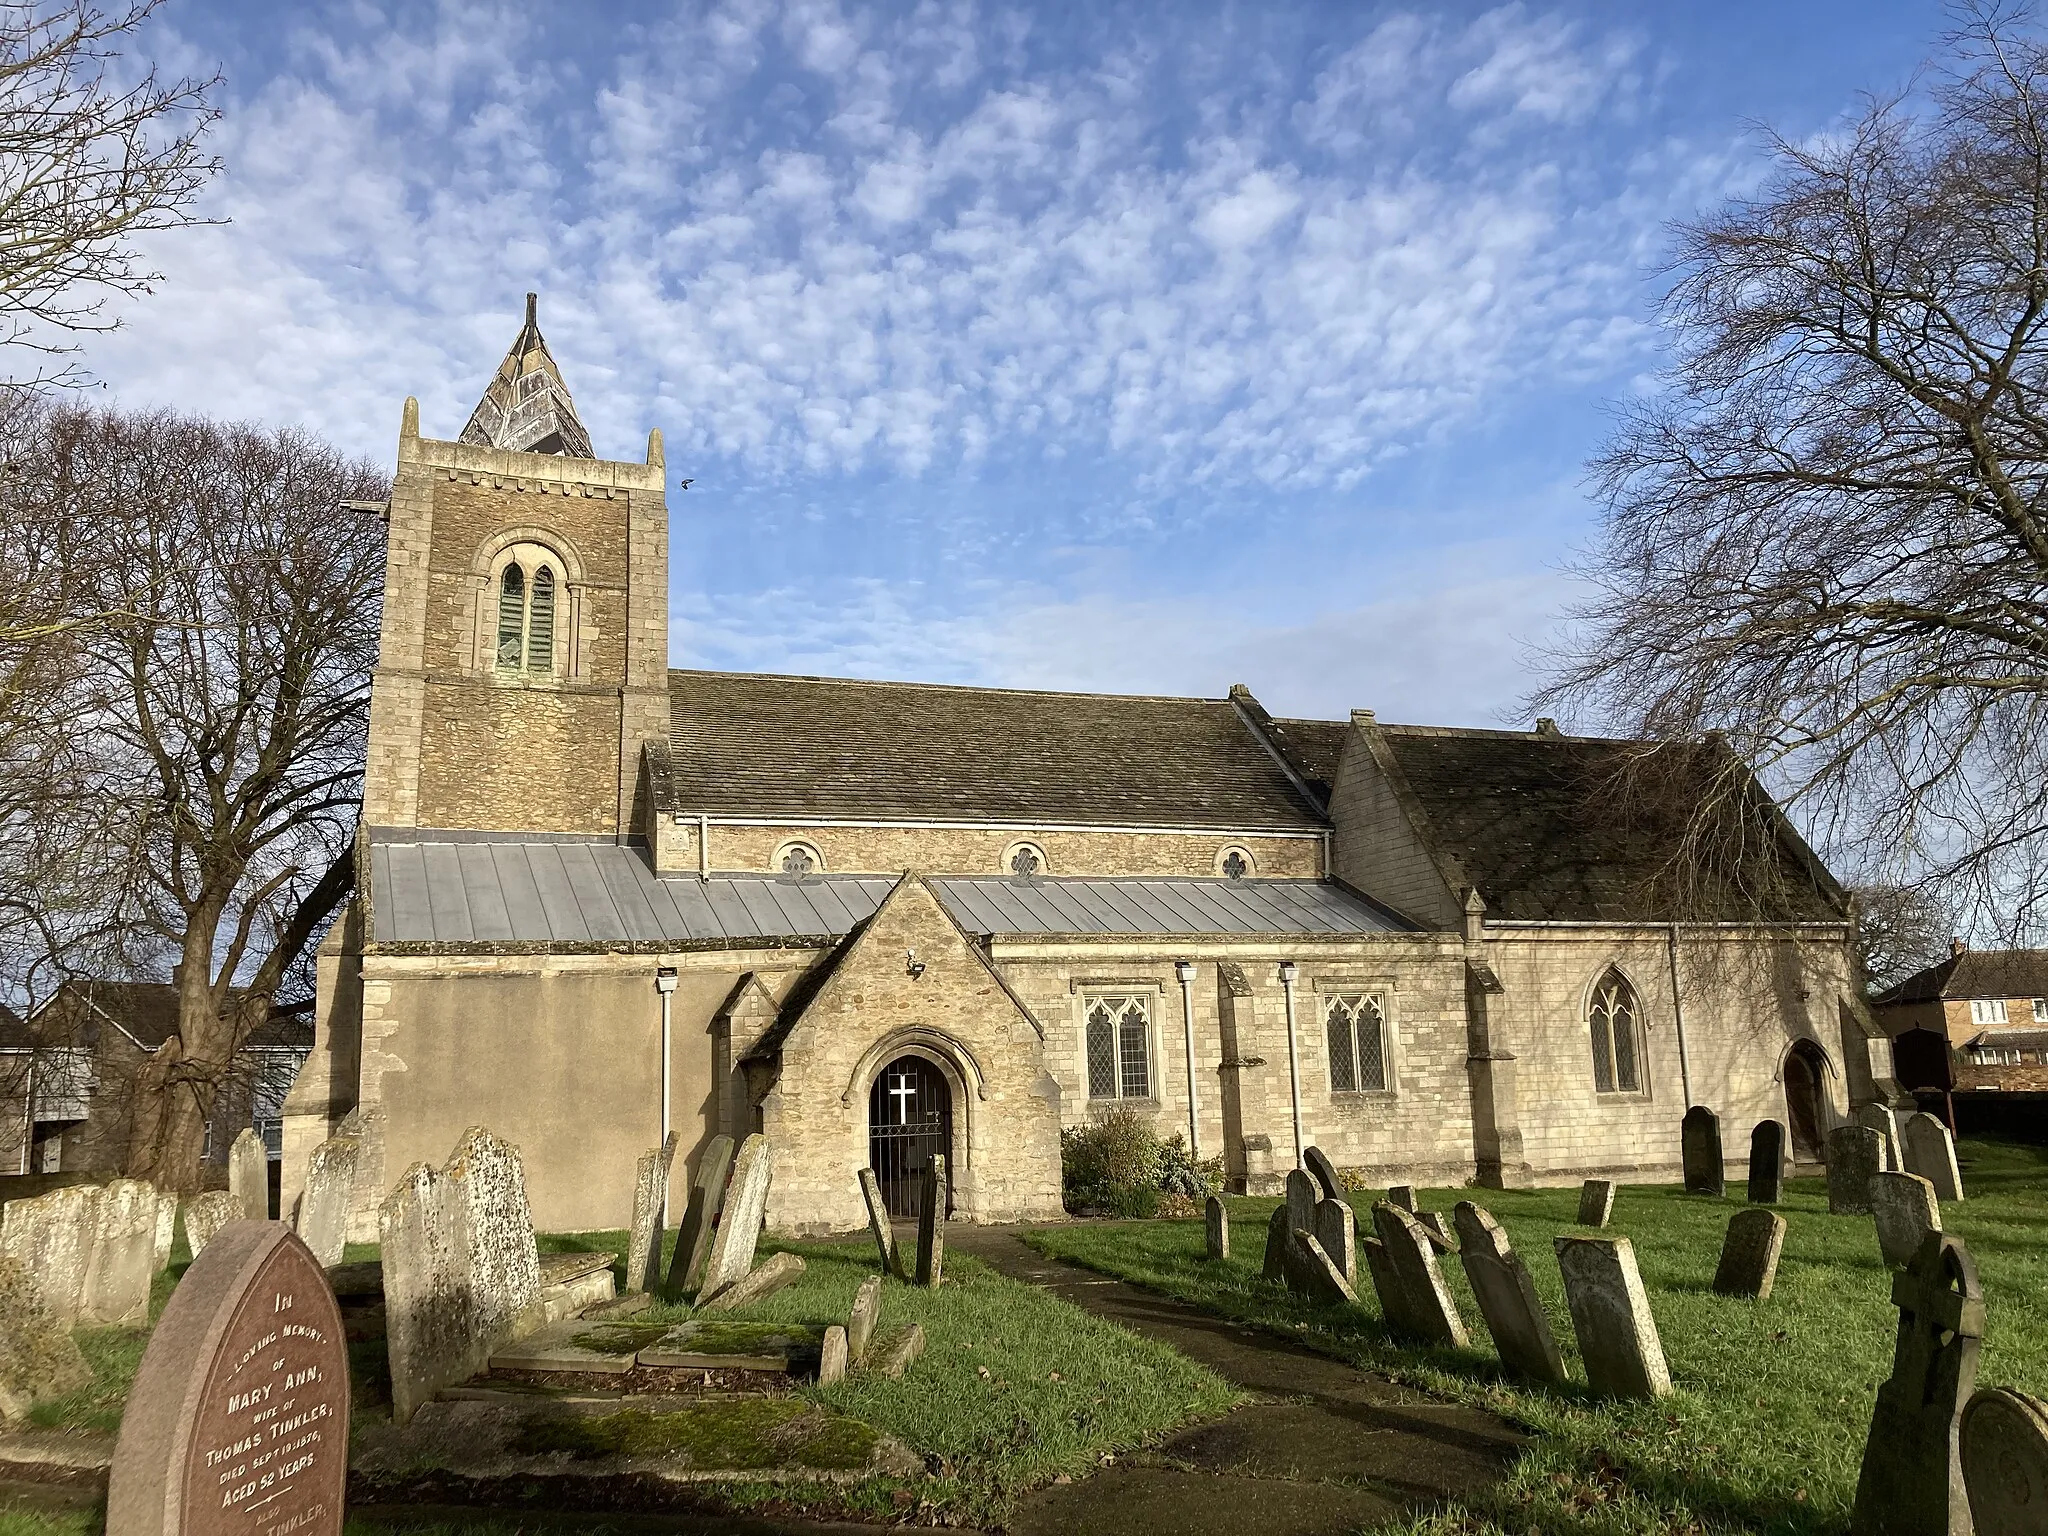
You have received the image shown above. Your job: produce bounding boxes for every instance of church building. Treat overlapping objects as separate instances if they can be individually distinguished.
[281,300,1893,1238]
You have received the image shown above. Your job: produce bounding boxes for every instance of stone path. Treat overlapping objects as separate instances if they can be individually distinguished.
[948,1225,1526,1536]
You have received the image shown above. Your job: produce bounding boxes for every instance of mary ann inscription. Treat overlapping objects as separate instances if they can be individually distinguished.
[109,1222,349,1536]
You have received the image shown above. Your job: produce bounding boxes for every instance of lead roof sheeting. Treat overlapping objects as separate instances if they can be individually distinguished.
[928,876,1403,936]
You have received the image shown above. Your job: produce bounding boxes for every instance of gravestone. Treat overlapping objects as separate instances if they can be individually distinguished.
[1204,1195,1229,1261]
[1386,1185,1417,1213]
[107,1222,349,1536]
[1849,1232,1983,1536]
[1903,1113,1966,1202]
[0,1253,91,1422]
[1712,1208,1787,1300]
[154,1192,177,1273]
[857,1165,901,1280]
[1282,1228,1357,1305]
[848,1274,883,1361]
[698,1133,771,1302]
[0,1182,99,1325]
[297,1124,362,1269]
[872,1322,926,1378]
[1553,1235,1672,1398]
[1860,1103,1903,1168]
[668,1134,736,1296]
[1360,1235,1402,1322]
[1871,1172,1943,1270]
[1829,1124,1891,1215]
[1748,1121,1787,1204]
[1261,1204,1290,1283]
[1961,1387,2048,1536]
[697,1250,805,1314]
[1313,1197,1357,1286]
[183,1191,242,1259]
[83,1178,160,1326]
[228,1128,269,1221]
[1304,1146,1344,1201]
[1577,1179,1615,1228]
[441,1129,541,1345]
[1682,1105,1725,1196]
[1454,1201,1568,1384]
[819,1325,849,1386]
[915,1156,946,1287]
[1415,1210,1457,1251]
[1284,1169,1318,1236]
[625,1131,679,1294]
[1372,1202,1468,1346]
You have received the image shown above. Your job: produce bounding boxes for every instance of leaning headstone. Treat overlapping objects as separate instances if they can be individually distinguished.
[1577,1179,1615,1228]
[229,1127,269,1221]
[668,1134,736,1295]
[1372,1202,1468,1347]
[871,1322,926,1378]
[915,1156,946,1287]
[182,1191,242,1259]
[0,1183,98,1324]
[1261,1204,1289,1283]
[1961,1387,2048,1536]
[1748,1121,1787,1204]
[1860,1102,1903,1168]
[1829,1124,1890,1215]
[1284,1168,1318,1236]
[625,1131,679,1294]
[1360,1235,1403,1323]
[1204,1195,1229,1261]
[1304,1146,1344,1201]
[1454,1202,1567,1384]
[298,1124,363,1269]
[696,1250,805,1315]
[1902,1113,1966,1202]
[1386,1184,1417,1213]
[1682,1105,1725,1196]
[152,1192,177,1272]
[1313,1198,1357,1286]
[1554,1235,1672,1398]
[107,1223,349,1536]
[0,1253,92,1422]
[848,1274,883,1361]
[1282,1228,1358,1304]
[1712,1208,1787,1300]
[1850,1233,1984,1536]
[82,1178,160,1326]
[819,1325,849,1386]
[1415,1210,1458,1252]
[857,1165,901,1279]
[697,1133,771,1302]
[1871,1172,1944,1270]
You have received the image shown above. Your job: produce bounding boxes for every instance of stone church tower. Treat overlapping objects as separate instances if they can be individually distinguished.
[361,294,670,838]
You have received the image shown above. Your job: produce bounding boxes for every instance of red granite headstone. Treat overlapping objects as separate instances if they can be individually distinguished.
[108,1221,349,1536]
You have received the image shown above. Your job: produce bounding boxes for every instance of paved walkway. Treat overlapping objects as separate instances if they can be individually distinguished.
[949,1226,1526,1536]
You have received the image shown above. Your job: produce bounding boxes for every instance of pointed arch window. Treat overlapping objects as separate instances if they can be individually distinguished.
[1326,993,1388,1093]
[1589,969,1643,1093]
[493,547,563,676]
[1085,995,1151,1099]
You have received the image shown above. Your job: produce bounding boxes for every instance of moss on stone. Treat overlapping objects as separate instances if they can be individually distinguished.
[564,1322,671,1354]
[510,1400,878,1471]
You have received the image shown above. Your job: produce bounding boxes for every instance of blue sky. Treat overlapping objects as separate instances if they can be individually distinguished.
[80,0,1950,724]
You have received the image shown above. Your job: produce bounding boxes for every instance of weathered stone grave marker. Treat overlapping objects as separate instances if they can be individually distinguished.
[296,1119,362,1269]
[0,1253,90,1422]
[107,1222,349,1536]
[1860,1102,1903,1169]
[819,1325,849,1386]
[668,1134,736,1296]
[1282,1228,1357,1304]
[1360,1235,1401,1322]
[1386,1184,1417,1213]
[1284,1168,1318,1237]
[1261,1205,1289,1283]
[1682,1105,1725,1196]
[857,1165,901,1280]
[1849,1232,1983,1536]
[1712,1208,1787,1300]
[1204,1194,1229,1261]
[1903,1113,1966,1202]
[0,1183,99,1325]
[228,1129,269,1222]
[1372,1202,1468,1346]
[697,1249,805,1315]
[915,1156,946,1287]
[153,1193,177,1274]
[85,1178,161,1326]
[625,1131,679,1294]
[1748,1120,1786,1204]
[1961,1386,2048,1536]
[1314,1197,1356,1285]
[1871,1172,1943,1270]
[698,1133,771,1302]
[1829,1124,1890,1215]
[1454,1202,1567,1384]
[1554,1235,1671,1398]
[183,1192,242,1259]
[848,1274,883,1361]
[1304,1146,1344,1201]
[1577,1179,1615,1228]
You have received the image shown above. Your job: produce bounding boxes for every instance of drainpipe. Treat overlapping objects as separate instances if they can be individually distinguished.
[1279,960,1304,1169]
[697,814,710,880]
[1667,924,1693,1108]
[655,966,678,1224]
[1175,960,1200,1159]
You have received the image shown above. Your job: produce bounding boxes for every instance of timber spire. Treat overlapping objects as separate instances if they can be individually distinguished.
[459,292,594,457]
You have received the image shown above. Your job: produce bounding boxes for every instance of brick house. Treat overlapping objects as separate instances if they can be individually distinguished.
[1872,945,2048,1130]
[281,299,1891,1238]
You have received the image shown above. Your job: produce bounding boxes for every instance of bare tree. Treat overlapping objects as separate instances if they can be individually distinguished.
[0,1,220,381]
[2,404,386,1188]
[1539,3,2048,937]
[1851,882,1958,992]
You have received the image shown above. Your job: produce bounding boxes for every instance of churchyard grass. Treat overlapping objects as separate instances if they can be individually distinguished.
[1025,1137,2048,1536]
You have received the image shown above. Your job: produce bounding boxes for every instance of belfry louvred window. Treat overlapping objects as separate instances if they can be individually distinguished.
[1085,995,1152,1099]
[496,557,559,676]
[1588,969,1642,1093]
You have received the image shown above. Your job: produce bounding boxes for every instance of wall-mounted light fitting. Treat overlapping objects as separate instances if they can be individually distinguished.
[905,949,926,980]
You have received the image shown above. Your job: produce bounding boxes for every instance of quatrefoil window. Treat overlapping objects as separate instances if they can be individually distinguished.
[1005,841,1048,878]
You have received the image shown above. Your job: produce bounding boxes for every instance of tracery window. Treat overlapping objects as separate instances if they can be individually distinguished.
[776,840,822,876]
[495,555,560,675]
[1325,993,1388,1093]
[1588,968,1643,1094]
[1006,841,1047,878]
[1085,995,1152,1099]
[1218,846,1254,879]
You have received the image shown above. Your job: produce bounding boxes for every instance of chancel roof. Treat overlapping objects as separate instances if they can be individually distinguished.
[459,293,594,457]
[662,670,1329,831]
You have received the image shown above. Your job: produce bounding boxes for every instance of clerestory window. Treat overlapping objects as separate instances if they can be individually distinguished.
[1085,995,1152,1099]
[1588,968,1643,1094]
[1325,993,1389,1093]
[496,557,560,675]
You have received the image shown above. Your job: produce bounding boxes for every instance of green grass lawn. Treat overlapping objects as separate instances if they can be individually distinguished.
[1025,1136,2048,1536]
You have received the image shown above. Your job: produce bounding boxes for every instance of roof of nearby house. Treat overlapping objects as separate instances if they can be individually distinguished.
[29,981,313,1052]
[661,671,1329,831]
[1873,949,2048,1008]
[1965,1027,2048,1050]
[0,1002,26,1049]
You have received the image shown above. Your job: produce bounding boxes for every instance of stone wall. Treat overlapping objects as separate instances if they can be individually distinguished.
[1324,719,1460,929]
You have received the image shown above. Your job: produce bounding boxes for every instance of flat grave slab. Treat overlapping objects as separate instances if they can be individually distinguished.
[636,1321,818,1372]
[488,1319,646,1375]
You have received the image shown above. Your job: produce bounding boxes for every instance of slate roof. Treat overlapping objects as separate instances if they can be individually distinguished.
[366,830,1404,945]
[1374,725,1845,923]
[23,982,313,1051]
[663,671,1328,830]
[1873,950,2048,1007]
[459,293,594,457]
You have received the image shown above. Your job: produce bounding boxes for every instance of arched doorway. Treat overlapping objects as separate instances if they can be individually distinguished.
[868,1055,953,1219]
[1783,1040,1829,1161]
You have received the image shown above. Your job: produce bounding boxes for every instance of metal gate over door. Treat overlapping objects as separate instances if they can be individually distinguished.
[869,1055,952,1219]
